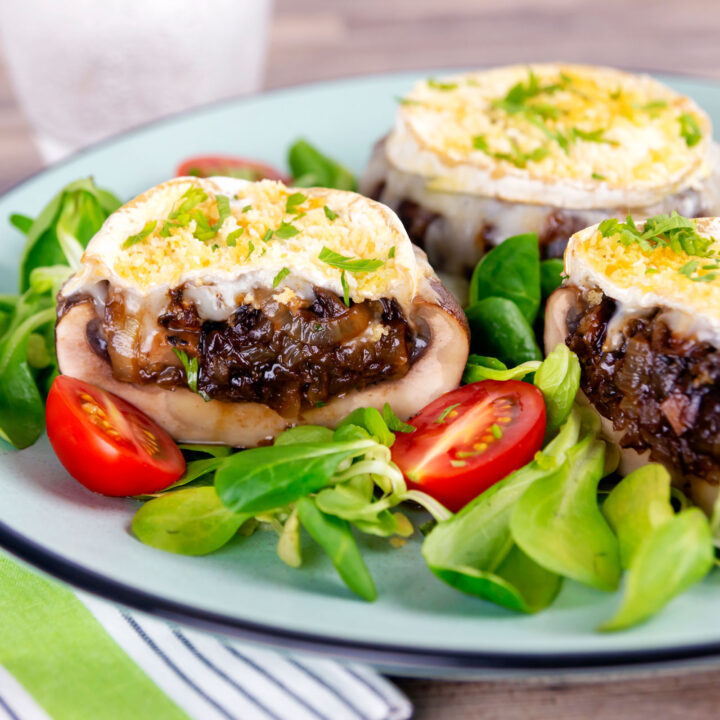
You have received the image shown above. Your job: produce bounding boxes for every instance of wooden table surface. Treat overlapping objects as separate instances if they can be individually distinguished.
[4,0,720,717]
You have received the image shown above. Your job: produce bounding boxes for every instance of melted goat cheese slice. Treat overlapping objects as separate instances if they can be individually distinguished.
[387,64,714,209]
[565,216,720,345]
[61,177,427,320]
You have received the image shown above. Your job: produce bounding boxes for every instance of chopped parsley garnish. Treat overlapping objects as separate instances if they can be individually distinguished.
[122,220,157,249]
[323,205,338,221]
[637,99,668,117]
[678,260,699,277]
[272,267,290,287]
[318,247,385,272]
[172,348,209,401]
[427,77,458,91]
[435,403,461,424]
[245,239,255,259]
[388,245,396,259]
[395,96,423,106]
[598,212,714,257]
[571,127,617,145]
[192,194,231,241]
[494,140,549,168]
[645,267,659,274]
[473,135,489,151]
[275,222,300,239]
[679,113,702,147]
[599,212,717,281]
[242,204,252,213]
[226,227,244,247]
[591,172,607,181]
[483,69,619,158]
[285,192,307,214]
[262,229,274,243]
[473,134,548,168]
[160,187,208,236]
[340,270,350,306]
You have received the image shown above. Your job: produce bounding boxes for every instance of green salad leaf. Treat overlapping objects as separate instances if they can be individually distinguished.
[297,496,377,601]
[511,435,621,592]
[17,178,121,291]
[215,439,376,514]
[462,354,541,384]
[599,465,714,630]
[0,302,56,448]
[533,343,580,435]
[132,487,248,556]
[602,464,675,567]
[540,258,564,298]
[465,297,542,367]
[336,406,394,447]
[288,139,356,190]
[468,233,541,324]
[382,403,415,433]
[600,508,713,631]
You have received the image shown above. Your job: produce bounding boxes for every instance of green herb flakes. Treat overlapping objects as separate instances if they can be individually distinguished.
[598,212,714,260]
[341,270,350,306]
[123,220,157,249]
[172,348,208,401]
[262,229,274,243]
[427,78,458,91]
[435,403,461,424]
[285,192,307,214]
[275,222,300,239]
[679,113,702,147]
[323,205,338,221]
[226,227,243,247]
[388,246,396,259]
[273,267,290,288]
[318,247,385,273]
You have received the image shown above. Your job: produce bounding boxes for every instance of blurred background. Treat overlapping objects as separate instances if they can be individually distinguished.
[1,0,719,192]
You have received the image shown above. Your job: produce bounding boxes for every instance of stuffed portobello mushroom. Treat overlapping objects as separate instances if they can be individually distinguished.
[361,64,720,278]
[545,213,720,513]
[56,177,469,447]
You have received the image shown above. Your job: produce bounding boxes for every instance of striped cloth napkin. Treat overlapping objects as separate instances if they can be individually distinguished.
[0,555,412,720]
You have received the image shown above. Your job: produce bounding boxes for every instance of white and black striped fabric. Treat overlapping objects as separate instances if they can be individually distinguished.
[77,594,413,720]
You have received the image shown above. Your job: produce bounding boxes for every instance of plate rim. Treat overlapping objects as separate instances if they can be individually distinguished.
[4,69,720,673]
[4,516,720,672]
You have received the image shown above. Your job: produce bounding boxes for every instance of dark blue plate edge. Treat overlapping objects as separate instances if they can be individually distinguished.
[2,69,720,673]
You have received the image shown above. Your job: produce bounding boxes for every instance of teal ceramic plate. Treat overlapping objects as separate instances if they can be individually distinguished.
[3,71,720,677]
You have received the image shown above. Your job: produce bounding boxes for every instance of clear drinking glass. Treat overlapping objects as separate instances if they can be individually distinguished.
[0,0,273,162]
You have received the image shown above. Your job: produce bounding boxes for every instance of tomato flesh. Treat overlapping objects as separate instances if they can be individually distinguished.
[391,380,546,512]
[176,155,289,183]
[46,376,185,496]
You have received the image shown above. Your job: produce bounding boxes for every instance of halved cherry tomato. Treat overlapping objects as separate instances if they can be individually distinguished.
[46,376,185,496]
[391,380,546,512]
[176,155,289,183]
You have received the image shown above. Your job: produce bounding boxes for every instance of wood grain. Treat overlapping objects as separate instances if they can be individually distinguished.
[3,2,720,717]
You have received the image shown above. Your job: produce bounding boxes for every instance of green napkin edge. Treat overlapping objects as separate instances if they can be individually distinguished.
[0,555,189,720]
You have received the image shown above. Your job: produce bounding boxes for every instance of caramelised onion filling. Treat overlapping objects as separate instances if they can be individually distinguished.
[564,287,720,485]
[70,285,427,417]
